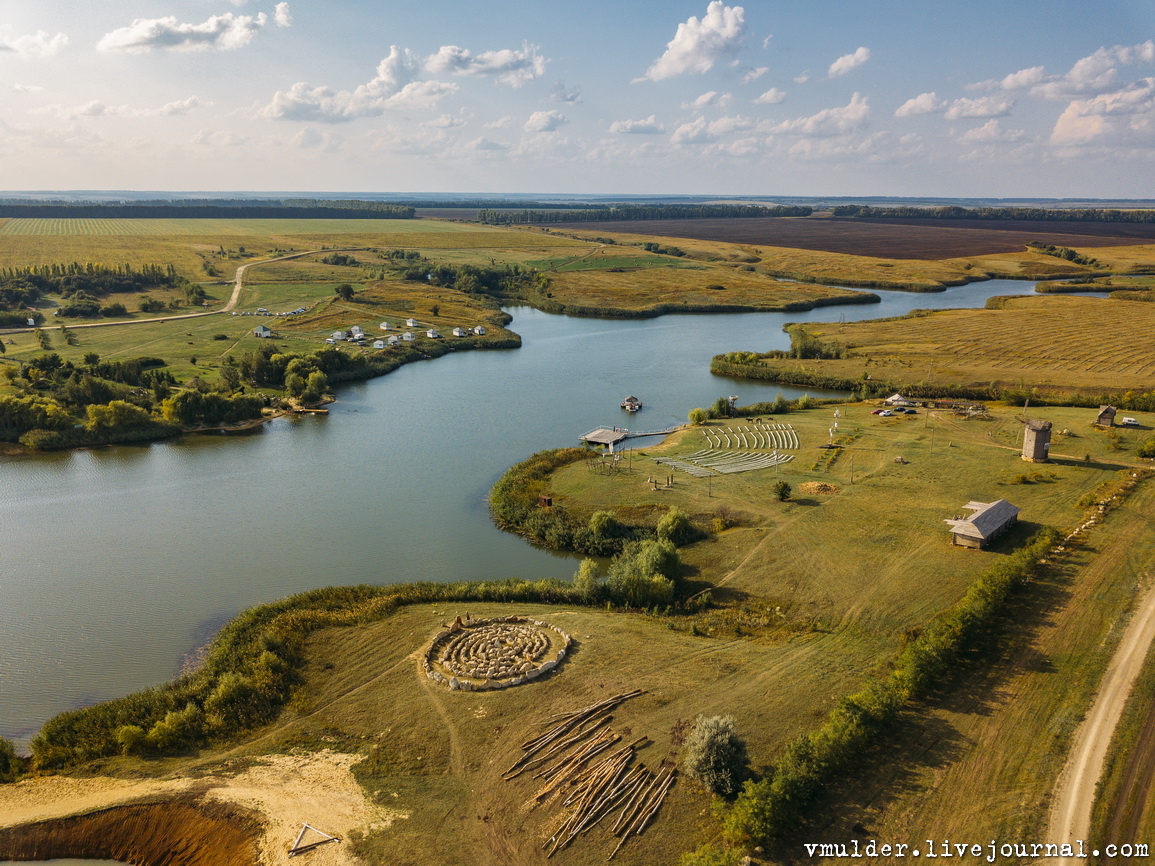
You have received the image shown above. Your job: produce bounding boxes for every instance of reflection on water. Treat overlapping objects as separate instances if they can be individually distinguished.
[0,281,1043,743]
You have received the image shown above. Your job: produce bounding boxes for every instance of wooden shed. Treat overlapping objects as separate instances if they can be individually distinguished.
[945,499,1020,549]
[1022,419,1052,462]
[1095,405,1117,427]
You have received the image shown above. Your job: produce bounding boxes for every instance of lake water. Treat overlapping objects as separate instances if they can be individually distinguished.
[0,280,1045,745]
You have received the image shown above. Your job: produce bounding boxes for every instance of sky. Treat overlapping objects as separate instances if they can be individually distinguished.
[1,1,1154,197]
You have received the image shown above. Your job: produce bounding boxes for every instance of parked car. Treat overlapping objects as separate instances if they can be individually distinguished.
[903,408,918,414]
[871,408,885,415]
[880,410,894,417]
[1121,417,1139,426]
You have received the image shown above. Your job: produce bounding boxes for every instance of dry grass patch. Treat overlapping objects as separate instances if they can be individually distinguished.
[741,295,1155,395]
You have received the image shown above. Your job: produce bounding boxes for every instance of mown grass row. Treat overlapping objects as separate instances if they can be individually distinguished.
[717,526,1062,850]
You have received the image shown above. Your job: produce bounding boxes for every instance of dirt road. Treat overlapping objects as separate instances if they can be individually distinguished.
[1049,581,1155,860]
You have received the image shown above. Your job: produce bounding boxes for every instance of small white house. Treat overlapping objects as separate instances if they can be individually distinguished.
[426,329,441,339]
[253,325,272,338]
[401,331,415,342]
[372,339,386,349]
[379,321,391,331]
[386,335,400,346]
[332,330,347,341]
[473,325,487,335]
[350,325,364,336]
[406,317,418,327]
[452,327,467,337]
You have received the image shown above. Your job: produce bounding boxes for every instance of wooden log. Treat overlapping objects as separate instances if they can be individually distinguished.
[611,769,659,836]
[609,769,675,859]
[507,715,612,779]
[537,731,618,784]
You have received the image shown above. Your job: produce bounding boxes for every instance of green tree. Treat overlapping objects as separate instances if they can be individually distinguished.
[83,352,99,366]
[688,407,708,426]
[606,539,680,607]
[430,303,441,317]
[301,370,328,404]
[683,715,749,796]
[335,283,355,301]
[657,506,694,546]
[84,400,153,432]
[0,736,21,782]
[114,724,147,756]
[773,481,791,502]
[588,510,622,539]
[574,558,603,602]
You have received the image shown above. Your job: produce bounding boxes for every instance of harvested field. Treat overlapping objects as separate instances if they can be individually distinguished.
[549,217,1155,260]
[719,295,1155,396]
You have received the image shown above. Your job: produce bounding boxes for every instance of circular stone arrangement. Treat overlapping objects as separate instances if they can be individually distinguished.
[422,615,572,691]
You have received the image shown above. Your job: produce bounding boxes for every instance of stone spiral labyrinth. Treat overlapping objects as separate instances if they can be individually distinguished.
[423,616,572,691]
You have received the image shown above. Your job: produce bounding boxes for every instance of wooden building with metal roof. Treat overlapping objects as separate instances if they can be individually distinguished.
[945,499,1020,549]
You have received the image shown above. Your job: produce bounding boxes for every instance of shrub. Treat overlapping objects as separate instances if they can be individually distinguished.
[115,724,147,756]
[680,842,745,866]
[606,539,680,607]
[683,715,749,796]
[773,481,791,501]
[688,407,708,426]
[589,510,622,539]
[657,506,694,546]
[0,736,21,782]
[100,303,128,318]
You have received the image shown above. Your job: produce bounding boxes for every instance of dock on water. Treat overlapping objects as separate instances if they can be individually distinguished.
[580,426,630,450]
[579,424,682,451]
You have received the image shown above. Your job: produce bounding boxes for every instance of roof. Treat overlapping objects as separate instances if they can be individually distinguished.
[580,427,629,446]
[945,499,1020,541]
[1025,418,1052,432]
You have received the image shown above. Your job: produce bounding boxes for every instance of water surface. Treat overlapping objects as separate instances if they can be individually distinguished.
[0,280,1043,743]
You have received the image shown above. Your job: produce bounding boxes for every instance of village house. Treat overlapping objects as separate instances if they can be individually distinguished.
[452,327,467,337]
[945,499,1020,549]
[372,339,386,349]
[253,324,272,338]
[426,329,441,339]
[402,331,415,341]
[473,325,487,335]
[406,317,418,327]
[1096,405,1117,427]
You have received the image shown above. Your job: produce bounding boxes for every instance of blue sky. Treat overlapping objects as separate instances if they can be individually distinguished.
[2,1,1153,195]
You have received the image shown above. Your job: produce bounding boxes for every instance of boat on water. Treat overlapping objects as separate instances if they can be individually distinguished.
[621,395,642,412]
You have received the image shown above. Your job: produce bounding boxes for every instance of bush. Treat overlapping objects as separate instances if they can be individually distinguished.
[683,715,749,796]
[773,481,791,501]
[606,539,680,607]
[100,303,128,318]
[657,506,694,546]
[115,724,147,756]
[589,510,623,539]
[688,407,709,426]
[680,843,745,866]
[0,736,21,782]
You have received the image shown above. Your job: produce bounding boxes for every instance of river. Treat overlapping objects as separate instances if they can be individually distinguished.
[0,279,1048,745]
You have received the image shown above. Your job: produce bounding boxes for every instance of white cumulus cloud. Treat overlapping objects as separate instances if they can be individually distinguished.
[609,115,665,134]
[894,91,947,117]
[741,66,768,84]
[773,93,869,136]
[682,90,732,109]
[828,46,871,78]
[425,43,546,87]
[524,109,567,132]
[944,95,1014,119]
[753,87,786,105]
[640,2,747,81]
[261,46,457,122]
[0,30,69,58]
[160,95,210,116]
[98,13,271,53]
[1051,78,1155,145]
[274,3,292,27]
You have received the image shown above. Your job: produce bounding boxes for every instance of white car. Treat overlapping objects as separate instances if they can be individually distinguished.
[1121,417,1139,426]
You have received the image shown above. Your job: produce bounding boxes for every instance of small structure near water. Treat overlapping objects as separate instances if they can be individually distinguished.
[945,499,1020,549]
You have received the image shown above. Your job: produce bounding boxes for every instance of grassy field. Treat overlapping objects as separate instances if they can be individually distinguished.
[0,254,515,386]
[719,294,1155,397]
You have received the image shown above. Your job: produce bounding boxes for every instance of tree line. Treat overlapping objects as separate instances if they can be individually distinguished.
[831,204,1155,223]
[0,202,415,219]
[476,204,813,225]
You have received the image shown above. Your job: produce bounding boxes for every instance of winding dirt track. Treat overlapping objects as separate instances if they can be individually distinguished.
[1049,582,1155,861]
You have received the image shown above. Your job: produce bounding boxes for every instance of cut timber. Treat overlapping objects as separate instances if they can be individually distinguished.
[288,823,340,858]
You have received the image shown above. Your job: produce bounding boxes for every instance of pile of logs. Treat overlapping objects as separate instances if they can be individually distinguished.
[502,690,677,859]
